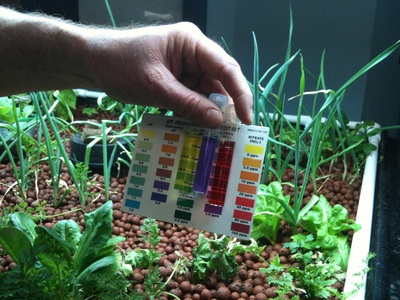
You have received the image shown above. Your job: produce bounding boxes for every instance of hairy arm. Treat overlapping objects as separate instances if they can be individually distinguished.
[0,6,252,127]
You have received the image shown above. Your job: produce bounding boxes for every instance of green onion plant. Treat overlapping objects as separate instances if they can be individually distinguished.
[248,10,400,228]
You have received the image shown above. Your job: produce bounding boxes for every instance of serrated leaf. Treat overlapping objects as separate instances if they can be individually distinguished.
[34,226,76,278]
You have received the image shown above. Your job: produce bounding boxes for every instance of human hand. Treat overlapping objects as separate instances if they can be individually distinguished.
[85,22,253,127]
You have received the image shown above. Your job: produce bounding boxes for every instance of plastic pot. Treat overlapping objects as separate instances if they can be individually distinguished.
[69,133,132,177]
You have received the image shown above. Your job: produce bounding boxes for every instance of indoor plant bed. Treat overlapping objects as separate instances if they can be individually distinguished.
[0,19,399,300]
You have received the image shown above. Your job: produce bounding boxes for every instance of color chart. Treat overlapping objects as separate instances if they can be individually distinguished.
[121,114,269,240]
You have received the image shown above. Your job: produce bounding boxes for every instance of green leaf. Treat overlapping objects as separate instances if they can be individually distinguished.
[52,219,82,250]
[0,97,14,123]
[21,105,35,119]
[252,182,291,243]
[73,201,113,273]
[53,89,77,120]
[329,236,351,271]
[9,212,38,243]
[0,227,34,266]
[76,255,120,287]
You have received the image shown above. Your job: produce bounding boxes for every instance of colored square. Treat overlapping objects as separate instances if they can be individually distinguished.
[244,144,264,155]
[132,164,148,174]
[158,156,175,166]
[164,132,180,142]
[233,209,253,221]
[125,199,141,209]
[238,183,257,195]
[235,197,255,208]
[135,153,151,162]
[161,144,177,154]
[174,210,192,221]
[231,222,250,234]
[242,157,262,168]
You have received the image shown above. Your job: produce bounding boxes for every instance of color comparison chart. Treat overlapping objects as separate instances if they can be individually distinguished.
[122,114,269,240]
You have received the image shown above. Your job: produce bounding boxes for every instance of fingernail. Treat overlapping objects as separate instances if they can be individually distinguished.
[205,108,222,128]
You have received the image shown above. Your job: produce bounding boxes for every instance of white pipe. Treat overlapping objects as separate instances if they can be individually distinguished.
[74,89,103,99]
[344,123,380,299]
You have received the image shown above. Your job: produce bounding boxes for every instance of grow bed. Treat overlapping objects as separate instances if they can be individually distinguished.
[0,106,382,299]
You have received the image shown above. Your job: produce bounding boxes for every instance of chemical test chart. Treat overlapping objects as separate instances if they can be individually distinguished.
[122,113,269,240]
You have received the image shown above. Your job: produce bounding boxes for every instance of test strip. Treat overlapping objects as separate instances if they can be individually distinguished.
[207,140,235,206]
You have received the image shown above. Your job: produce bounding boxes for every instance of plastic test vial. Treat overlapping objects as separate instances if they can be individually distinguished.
[192,93,227,194]
[206,104,239,206]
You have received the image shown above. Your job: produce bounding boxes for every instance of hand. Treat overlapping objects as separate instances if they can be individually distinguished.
[84,22,253,127]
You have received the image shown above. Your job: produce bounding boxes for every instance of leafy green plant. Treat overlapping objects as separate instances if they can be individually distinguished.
[82,106,98,117]
[252,182,290,243]
[0,95,34,124]
[51,89,77,121]
[191,233,238,283]
[191,233,263,283]
[285,195,361,271]
[0,201,127,299]
[253,182,320,238]
[261,251,345,299]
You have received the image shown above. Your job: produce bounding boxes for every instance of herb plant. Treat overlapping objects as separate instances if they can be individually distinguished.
[124,218,183,300]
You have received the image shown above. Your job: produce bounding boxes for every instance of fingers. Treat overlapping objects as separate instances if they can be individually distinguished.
[194,36,253,125]
[167,22,253,125]
[160,72,225,128]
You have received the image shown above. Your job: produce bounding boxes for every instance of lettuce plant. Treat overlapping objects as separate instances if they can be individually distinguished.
[285,195,361,271]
